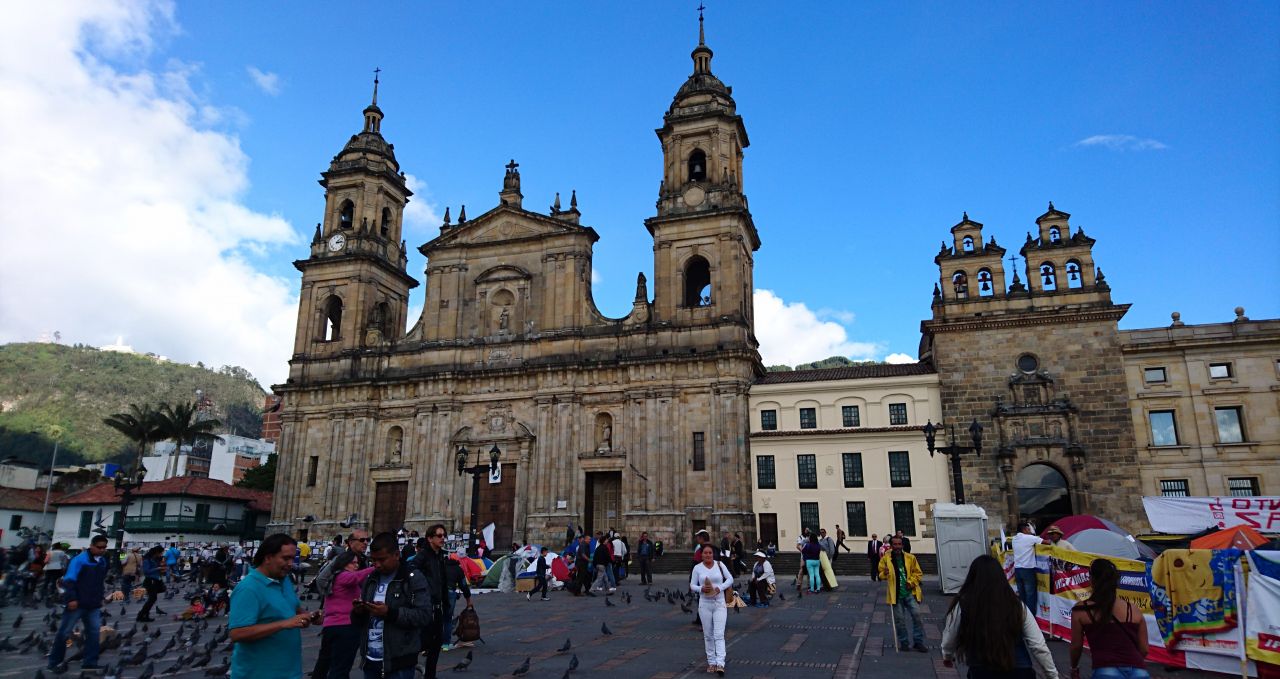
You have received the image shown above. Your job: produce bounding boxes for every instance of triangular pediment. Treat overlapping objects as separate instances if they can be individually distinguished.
[421,204,597,252]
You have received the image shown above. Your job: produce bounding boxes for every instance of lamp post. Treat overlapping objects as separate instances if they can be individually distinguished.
[112,465,147,551]
[455,443,500,557]
[923,419,984,504]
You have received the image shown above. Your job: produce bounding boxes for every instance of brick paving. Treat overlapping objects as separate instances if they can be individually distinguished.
[0,573,1211,678]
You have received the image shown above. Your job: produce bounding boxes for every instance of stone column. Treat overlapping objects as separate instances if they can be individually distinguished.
[514,438,532,544]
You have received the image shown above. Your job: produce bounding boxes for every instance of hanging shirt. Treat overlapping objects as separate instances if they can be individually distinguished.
[365,572,393,661]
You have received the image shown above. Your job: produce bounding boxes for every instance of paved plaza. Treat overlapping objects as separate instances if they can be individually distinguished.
[0,571,1204,679]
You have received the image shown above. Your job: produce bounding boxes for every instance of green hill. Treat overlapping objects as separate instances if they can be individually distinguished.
[0,342,267,465]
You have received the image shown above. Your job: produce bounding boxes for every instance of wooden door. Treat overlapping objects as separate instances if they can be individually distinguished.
[585,471,621,536]
[758,513,778,548]
[373,481,408,536]
[476,463,516,550]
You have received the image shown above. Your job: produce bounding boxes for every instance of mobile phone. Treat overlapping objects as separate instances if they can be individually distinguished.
[352,599,365,607]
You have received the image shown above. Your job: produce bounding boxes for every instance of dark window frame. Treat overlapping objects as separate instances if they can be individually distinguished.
[888,403,908,426]
[1148,410,1179,446]
[797,454,818,489]
[9,514,22,531]
[799,502,820,536]
[756,455,776,490]
[78,510,93,538]
[1214,406,1245,443]
[888,451,912,487]
[892,501,916,537]
[1209,362,1234,380]
[799,408,817,429]
[1160,479,1190,497]
[1228,477,1260,497]
[1144,367,1167,384]
[842,405,860,428]
[760,409,777,431]
[842,452,864,488]
[846,501,868,537]
[692,432,706,471]
[306,456,319,486]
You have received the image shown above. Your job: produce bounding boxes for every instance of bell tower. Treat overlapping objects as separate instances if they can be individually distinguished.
[290,71,418,362]
[645,9,761,327]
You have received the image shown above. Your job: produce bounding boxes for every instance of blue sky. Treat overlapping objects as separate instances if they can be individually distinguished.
[2,2,1277,386]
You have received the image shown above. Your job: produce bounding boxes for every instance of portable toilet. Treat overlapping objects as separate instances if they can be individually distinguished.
[933,503,989,594]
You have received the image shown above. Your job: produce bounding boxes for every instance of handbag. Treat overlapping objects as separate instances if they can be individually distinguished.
[144,576,166,594]
[719,562,733,605]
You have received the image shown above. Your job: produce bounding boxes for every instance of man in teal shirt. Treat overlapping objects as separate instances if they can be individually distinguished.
[229,534,318,678]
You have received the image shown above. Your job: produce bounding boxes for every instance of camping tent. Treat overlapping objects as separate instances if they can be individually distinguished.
[479,554,510,588]
[1049,514,1156,560]
[1190,524,1270,551]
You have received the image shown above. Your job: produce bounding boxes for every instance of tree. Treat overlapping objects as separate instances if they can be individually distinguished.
[236,453,277,491]
[224,401,263,438]
[102,404,164,473]
[156,401,224,478]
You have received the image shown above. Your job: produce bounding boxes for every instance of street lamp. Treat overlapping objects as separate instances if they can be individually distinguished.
[923,418,984,504]
[112,465,147,550]
[456,443,500,556]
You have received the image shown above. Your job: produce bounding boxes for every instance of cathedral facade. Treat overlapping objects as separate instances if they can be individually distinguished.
[270,24,762,550]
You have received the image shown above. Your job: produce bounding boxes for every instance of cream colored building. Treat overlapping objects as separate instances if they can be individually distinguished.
[1121,309,1280,501]
[749,364,950,554]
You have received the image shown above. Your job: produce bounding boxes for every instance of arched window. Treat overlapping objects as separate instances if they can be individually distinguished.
[962,236,975,252]
[976,268,994,297]
[1039,262,1057,291]
[687,149,707,183]
[1015,463,1072,528]
[339,201,354,229]
[321,296,343,341]
[380,207,392,237]
[683,256,712,307]
[951,270,969,298]
[1064,259,1083,289]
[1049,226,1061,243]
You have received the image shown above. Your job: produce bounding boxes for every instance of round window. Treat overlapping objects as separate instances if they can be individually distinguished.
[1017,354,1039,373]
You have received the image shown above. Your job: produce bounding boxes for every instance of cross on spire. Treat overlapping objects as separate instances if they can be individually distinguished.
[697,3,706,45]
[371,67,381,105]
[1007,252,1020,270]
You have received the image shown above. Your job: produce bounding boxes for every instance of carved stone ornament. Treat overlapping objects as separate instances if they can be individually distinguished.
[486,403,514,434]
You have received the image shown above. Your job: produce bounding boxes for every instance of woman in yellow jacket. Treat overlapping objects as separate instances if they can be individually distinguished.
[878,535,927,653]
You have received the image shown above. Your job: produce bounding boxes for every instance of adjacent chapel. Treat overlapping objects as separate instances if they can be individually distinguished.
[270,19,762,549]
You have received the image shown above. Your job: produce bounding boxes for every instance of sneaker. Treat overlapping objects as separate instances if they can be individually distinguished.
[541,597,549,601]
[608,588,616,593]
[913,643,928,653]
[440,644,452,652]
[526,593,531,601]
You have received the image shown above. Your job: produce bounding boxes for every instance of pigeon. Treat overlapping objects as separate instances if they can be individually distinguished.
[600,622,612,636]
[137,661,155,679]
[0,636,18,652]
[778,591,785,601]
[203,657,230,675]
[512,656,530,676]
[556,638,571,653]
[680,601,692,614]
[12,614,22,629]
[450,649,473,671]
[568,654,579,671]
[192,650,213,668]
[51,659,70,675]
[604,597,615,607]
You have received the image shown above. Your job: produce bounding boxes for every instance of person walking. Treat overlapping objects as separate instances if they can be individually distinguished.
[611,533,628,583]
[573,535,594,596]
[833,525,850,562]
[879,535,927,653]
[441,548,474,651]
[745,550,775,607]
[317,550,375,679]
[120,546,141,595]
[592,533,616,593]
[867,534,883,581]
[1069,559,1149,679]
[942,554,1058,678]
[801,534,823,594]
[895,530,912,553]
[26,544,47,596]
[415,524,450,679]
[46,534,109,673]
[636,532,655,585]
[351,533,431,679]
[164,543,181,584]
[527,546,551,601]
[137,546,165,622]
[42,542,69,600]
[691,544,732,675]
[1011,522,1042,613]
[730,533,746,575]
[229,533,318,679]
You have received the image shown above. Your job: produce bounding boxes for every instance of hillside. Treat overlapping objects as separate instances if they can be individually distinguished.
[0,343,267,465]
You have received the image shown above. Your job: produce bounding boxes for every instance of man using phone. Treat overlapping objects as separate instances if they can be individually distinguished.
[229,533,317,679]
[352,532,431,679]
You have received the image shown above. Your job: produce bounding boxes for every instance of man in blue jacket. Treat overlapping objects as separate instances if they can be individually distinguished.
[48,534,109,672]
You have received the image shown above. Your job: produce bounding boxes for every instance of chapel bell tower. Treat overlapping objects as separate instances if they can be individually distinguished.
[290,73,418,361]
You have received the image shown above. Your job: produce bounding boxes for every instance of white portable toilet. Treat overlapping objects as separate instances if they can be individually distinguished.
[932,503,989,594]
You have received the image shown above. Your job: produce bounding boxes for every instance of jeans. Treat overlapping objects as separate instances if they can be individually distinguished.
[804,559,822,592]
[1014,567,1039,614]
[698,597,727,666]
[165,563,177,583]
[442,591,458,646]
[49,606,101,668]
[363,660,415,679]
[121,574,135,594]
[1091,668,1151,679]
[891,595,925,648]
[314,624,360,679]
[638,556,652,584]
[593,564,615,590]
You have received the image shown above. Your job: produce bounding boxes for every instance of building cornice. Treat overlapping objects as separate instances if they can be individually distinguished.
[923,305,1129,334]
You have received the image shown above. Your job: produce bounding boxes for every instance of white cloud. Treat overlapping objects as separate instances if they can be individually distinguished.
[884,353,916,364]
[402,173,442,232]
[0,1,300,387]
[816,308,856,324]
[753,289,880,366]
[246,65,280,95]
[1074,134,1168,151]
[591,268,602,286]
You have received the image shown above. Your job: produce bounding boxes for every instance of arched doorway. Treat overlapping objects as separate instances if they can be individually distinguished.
[1015,463,1072,530]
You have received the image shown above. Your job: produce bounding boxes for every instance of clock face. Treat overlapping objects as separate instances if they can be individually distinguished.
[327,233,346,252]
[682,185,706,207]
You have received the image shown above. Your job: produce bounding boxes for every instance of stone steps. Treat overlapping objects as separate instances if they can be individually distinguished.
[647,551,938,575]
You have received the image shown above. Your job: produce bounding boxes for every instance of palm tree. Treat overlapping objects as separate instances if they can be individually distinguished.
[157,401,224,478]
[102,404,164,472]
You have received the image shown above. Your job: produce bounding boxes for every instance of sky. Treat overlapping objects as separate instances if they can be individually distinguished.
[1,2,1277,388]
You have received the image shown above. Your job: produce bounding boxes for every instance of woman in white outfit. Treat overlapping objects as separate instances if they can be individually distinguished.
[690,544,732,675]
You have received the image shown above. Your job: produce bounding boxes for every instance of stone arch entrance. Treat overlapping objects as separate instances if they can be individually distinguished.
[1015,463,1073,530]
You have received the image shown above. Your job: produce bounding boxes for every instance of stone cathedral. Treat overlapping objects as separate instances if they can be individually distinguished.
[270,21,762,549]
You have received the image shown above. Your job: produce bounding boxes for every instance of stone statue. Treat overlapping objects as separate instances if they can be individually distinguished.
[601,424,612,451]
[498,308,510,331]
[390,439,402,464]
[1051,420,1063,439]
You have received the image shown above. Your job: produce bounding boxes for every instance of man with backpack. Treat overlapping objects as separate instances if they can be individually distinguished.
[415,525,450,679]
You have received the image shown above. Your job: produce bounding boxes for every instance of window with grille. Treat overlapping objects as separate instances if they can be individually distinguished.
[800,408,817,429]
[892,501,916,537]
[1228,477,1260,497]
[842,405,860,427]
[1160,479,1190,497]
[692,432,706,471]
[889,403,908,425]
[842,453,864,488]
[78,511,93,538]
[846,501,868,537]
[888,451,912,487]
[1215,407,1245,443]
[797,454,817,489]
[799,502,820,535]
[756,455,776,489]
[760,409,777,431]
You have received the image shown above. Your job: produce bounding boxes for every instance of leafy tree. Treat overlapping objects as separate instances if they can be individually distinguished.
[766,364,793,372]
[224,401,264,438]
[156,401,224,477]
[236,453,277,491]
[102,404,164,472]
